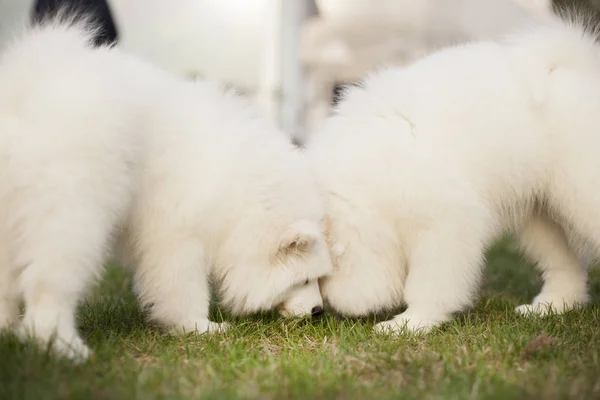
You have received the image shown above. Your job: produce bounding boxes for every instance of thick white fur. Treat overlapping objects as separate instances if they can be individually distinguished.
[0,20,332,360]
[307,15,598,334]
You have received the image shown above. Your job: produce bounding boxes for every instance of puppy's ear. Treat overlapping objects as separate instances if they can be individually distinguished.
[279,220,320,255]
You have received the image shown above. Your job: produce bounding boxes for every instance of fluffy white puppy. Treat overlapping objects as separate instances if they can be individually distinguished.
[0,19,332,360]
[307,15,597,334]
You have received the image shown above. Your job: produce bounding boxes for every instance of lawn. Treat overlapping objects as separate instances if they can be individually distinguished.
[0,236,599,400]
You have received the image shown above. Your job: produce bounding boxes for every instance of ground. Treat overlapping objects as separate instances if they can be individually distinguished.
[0,236,598,400]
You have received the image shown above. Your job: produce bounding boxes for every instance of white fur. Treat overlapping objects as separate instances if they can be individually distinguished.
[307,14,597,334]
[0,20,332,360]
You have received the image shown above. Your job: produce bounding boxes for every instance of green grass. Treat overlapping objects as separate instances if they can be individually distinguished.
[1,236,599,400]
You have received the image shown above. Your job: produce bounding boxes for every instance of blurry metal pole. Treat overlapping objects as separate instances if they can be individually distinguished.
[257,0,283,128]
[258,0,314,144]
[279,0,313,144]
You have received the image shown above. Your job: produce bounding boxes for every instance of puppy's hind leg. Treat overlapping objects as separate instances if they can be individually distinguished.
[17,203,115,362]
[15,183,126,361]
[515,214,588,316]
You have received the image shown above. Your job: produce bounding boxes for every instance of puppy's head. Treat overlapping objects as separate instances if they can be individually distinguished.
[215,219,333,316]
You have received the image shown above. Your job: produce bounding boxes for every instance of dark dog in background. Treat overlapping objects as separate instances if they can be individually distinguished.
[32,0,118,46]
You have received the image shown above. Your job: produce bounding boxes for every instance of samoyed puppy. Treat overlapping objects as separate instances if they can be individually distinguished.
[0,18,332,360]
[306,14,598,334]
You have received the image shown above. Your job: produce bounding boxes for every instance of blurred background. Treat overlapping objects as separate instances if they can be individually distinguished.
[0,0,596,145]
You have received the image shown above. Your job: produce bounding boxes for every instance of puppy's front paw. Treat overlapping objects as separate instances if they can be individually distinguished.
[515,294,588,317]
[515,303,549,316]
[206,321,231,333]
[374,313,443,335]
[17,322,91,362]
[0,302,19,331]
[51,334,91,362]
[169,319,231,335]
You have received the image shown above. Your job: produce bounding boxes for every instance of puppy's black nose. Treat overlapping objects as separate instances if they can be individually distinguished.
[311,306,324,317]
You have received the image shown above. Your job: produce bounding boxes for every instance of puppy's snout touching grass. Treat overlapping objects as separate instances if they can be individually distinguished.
[311,306,324,317]
[278,280,324,318]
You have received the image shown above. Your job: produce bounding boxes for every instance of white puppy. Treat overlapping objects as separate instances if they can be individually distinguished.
[307,14,597,334]
[0,19,332,360]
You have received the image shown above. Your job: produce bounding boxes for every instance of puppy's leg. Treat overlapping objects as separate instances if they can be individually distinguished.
[515,214,588,316]
[134,237,228,335]
[17,208,113,362]
[0,242,20,330]
[375,220,487,334]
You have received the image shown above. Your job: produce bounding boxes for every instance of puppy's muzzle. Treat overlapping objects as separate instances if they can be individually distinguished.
[311,306,324,317]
